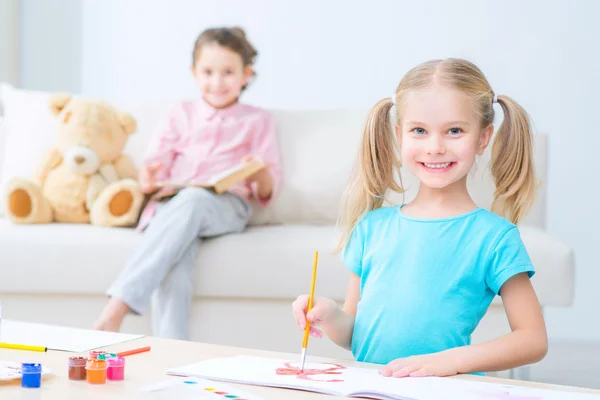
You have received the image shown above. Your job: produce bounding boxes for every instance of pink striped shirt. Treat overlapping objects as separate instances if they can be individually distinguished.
[136,98,282,231]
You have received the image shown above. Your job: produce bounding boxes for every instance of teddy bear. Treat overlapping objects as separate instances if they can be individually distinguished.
[3,93,144,227]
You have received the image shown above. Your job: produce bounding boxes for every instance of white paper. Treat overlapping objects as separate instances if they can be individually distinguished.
[0,319,144,352]
[140,377,266,400]
[165,355,600,400]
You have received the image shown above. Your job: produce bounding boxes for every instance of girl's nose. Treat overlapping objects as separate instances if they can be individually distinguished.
[425,134,446,154]
[214,74,226,84]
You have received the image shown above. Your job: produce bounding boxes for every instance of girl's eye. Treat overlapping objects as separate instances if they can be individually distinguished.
[203,69,212,75]
[224,69,233,76]
[448,127,462,135]
[412,128,426,135]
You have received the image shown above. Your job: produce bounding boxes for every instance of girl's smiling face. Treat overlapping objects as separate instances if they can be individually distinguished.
[397,83,493,190]
[191,43,253,109]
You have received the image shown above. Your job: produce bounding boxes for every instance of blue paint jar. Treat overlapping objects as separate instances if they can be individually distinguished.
[21,363,42,388]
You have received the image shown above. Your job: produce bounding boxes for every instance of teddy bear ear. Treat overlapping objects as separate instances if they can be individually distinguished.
[49,93,72,116]
[118,112,137,135]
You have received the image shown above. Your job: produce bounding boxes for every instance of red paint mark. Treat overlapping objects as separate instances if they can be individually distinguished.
[275,362,345,382]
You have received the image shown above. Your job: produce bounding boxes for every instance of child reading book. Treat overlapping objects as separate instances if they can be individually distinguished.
[93,27,282,340]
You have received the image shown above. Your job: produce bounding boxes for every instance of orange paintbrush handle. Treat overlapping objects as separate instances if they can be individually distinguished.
[116,346,151,357]
[302,251,319,349]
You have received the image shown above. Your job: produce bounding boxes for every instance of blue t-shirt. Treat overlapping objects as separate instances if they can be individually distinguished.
[342,205,534,368]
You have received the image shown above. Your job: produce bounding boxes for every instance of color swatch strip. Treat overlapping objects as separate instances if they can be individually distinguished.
[203,385,249,399]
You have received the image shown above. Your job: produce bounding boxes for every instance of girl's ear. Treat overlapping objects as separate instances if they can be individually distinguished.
[477,123,494,155]
[243,65,254,86]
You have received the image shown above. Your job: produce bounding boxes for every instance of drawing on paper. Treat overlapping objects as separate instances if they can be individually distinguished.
[275,362,346,382]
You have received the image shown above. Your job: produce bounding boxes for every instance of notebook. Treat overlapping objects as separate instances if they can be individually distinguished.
[165,355,600,400]
[151,158,264,200]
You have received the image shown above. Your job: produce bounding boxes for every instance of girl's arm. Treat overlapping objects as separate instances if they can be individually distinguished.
[381,273,547,377]
[246,112,282,204]
[319,273,361,350]
[452,272,548,372]
[142,106,182,183]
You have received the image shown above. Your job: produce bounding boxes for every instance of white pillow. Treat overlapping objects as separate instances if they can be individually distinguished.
[0,84,57,217]
[0,84,7,186]
[0,84,5,215]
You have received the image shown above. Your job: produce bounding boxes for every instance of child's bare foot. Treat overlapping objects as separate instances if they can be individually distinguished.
[93,297,131,332]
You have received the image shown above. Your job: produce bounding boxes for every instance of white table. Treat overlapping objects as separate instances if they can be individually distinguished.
[1,335,599,399]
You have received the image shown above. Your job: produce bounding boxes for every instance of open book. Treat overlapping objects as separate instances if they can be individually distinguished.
[151,158,264,200]
[165,355,599,400]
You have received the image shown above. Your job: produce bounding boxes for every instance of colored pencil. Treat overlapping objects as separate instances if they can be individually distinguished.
[0,342,47,352]
[116,346,151,357]
[300,251,319,371]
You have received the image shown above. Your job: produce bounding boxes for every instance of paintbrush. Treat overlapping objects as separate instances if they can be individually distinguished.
[300,251,319,371]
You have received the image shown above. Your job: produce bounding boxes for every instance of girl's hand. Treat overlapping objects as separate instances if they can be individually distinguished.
[242,155,269,183]
[380,351,459,378]
[242,155,273,200]
[140,161,163,194]
[291,295,339,339]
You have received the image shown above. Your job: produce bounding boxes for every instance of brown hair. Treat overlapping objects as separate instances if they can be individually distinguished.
[337,58,536,252]
[192,27,258,90]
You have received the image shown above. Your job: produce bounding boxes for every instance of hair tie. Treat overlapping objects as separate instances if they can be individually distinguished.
[492,93,498,104]
[391,93,396,106]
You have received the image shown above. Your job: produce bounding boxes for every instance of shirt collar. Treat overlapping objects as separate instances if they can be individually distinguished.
[196,97,241,121]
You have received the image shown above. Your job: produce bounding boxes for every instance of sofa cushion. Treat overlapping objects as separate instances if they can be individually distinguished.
[0,218,573,306]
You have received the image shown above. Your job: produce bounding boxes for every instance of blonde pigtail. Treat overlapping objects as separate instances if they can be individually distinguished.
[490,95,537,224]
[336,98,404,253]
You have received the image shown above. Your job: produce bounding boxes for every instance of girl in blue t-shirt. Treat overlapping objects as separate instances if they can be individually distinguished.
[292,58,547,378]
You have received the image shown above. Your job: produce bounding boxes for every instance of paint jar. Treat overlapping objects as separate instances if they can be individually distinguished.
[21,363,42,388]
[68,356,87,380]
[107,356,125,381]
[88,350,106,360]
[86,355,107,384]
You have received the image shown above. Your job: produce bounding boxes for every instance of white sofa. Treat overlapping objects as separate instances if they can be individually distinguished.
[0,84,575,373]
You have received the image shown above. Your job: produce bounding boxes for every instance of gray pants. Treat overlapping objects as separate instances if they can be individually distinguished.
[107,187,251,340]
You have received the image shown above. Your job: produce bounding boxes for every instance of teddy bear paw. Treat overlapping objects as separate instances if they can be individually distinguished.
[90,179,144,227]
[3,178,53,224]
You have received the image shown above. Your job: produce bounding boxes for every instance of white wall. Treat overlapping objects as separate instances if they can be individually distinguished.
[17,0,600,341]
[544,2,600,340]
[19,0,82,92]
[0,0,19,86]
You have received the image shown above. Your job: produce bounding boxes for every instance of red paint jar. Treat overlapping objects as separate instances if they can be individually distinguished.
[106,356,125,381]
[68,356,87,380]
